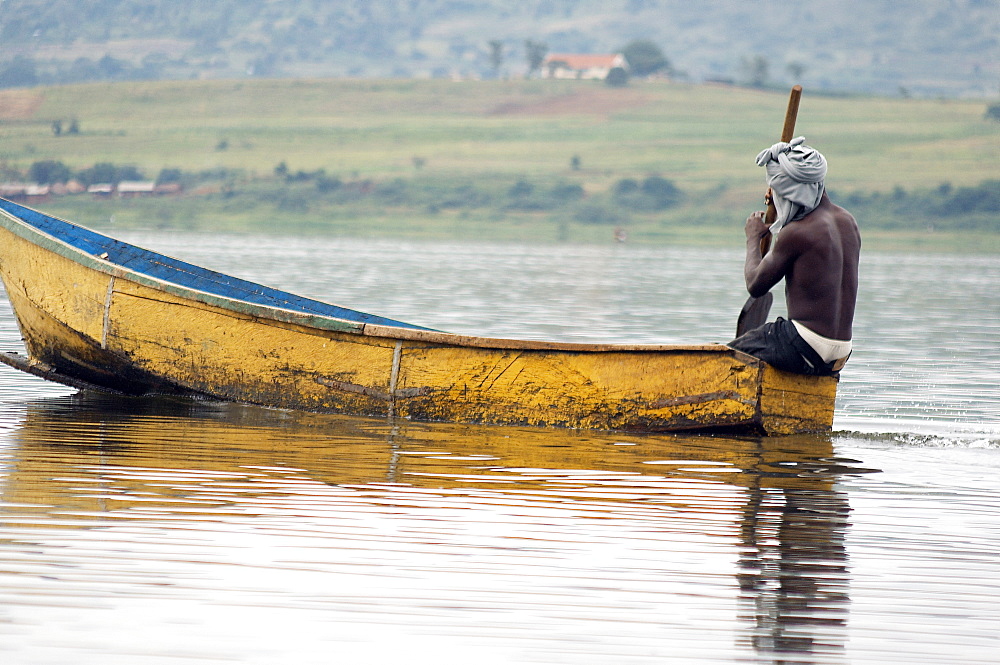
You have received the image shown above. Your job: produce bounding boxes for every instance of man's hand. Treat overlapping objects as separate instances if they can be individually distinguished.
[745,210,770,241]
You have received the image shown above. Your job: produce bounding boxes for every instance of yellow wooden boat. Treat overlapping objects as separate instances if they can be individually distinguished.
[0,197,837,435]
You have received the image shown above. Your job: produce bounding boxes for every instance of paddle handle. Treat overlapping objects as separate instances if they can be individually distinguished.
[760,85,803,253]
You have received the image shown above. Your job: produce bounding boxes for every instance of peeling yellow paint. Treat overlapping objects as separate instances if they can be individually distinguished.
[0,218,838,435]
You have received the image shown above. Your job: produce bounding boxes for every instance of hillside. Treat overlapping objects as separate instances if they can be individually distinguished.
[1,0,998,98]
[1,78,997,250]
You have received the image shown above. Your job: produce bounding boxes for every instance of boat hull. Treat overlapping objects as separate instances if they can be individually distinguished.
[0,201,837,435]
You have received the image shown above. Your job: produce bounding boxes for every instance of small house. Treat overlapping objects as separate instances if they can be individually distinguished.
[117,181,156,198]
[24,184,51,201]
[0,184,28,201]
[88,184,114,198]
[542,53,629,80]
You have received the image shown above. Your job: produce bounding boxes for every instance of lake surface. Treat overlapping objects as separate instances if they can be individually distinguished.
[1,233,998,664]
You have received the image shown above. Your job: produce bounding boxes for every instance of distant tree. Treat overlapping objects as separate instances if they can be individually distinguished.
[614,178,640,196]
[984,103,1000,121]
[274,161,289,177]
[524,39,548,78]
[947,181,1000,214]
[550,182,584,202]
[138,52,169,80]
[51,120,63,136]
[76,162,143,186]
[570,154,581,170]
[786,61,806,82]
[97,54,126,79]
[642,175,681,208]
[615,175,682,210]
[78,163,117,186]
[606,66,629,87]
[29,160,71,185]
[156,168,183,184]
[740,55,770,88]
[621,40,670,77]
[117,165,144,181]
[509,179,534,198]
[315,174,342,193]
[66,57,102,83]
[488,40,504,77]
[68,118,80,134]
[0,56,38,88]
[374,178,408,204]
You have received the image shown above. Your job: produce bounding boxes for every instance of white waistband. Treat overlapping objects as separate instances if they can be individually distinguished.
[792,320,853,363]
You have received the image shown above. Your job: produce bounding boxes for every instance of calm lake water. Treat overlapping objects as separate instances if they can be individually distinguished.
[1,233,998,664]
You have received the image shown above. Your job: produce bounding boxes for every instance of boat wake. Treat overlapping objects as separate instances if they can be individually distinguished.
[835,418,1000,449]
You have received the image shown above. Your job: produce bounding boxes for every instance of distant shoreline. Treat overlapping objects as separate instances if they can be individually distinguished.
[26,198,999,255]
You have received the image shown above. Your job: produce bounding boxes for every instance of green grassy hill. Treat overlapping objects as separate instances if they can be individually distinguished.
[1,78,998,249]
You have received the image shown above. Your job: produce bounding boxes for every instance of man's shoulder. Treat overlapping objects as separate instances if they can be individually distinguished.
[815,194,856,222]
[799,197,855,229]
[823,199,860,238]
[786,199,860,256]
[771,218,816,255]
[779,206,840,247]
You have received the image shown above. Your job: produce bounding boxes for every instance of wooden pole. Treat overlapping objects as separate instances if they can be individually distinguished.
[735,85,803,337]
[760,85,803,253]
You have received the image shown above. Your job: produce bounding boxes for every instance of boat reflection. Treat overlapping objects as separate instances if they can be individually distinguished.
[1,392,874,662]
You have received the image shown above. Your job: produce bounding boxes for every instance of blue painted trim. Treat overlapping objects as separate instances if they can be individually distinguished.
[0,198,430,330]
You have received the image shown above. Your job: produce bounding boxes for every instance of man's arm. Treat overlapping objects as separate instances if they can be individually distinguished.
[743,210,797,297]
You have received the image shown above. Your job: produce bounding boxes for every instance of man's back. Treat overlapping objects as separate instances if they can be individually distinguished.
[780,194,860,340]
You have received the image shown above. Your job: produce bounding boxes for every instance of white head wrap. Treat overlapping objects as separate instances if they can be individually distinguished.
[755,136,827,233]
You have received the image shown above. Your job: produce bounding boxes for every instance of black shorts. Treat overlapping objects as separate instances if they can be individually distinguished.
[727,318,847,376]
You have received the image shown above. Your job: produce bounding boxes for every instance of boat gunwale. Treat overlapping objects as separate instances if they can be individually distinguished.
[0,199,735,355]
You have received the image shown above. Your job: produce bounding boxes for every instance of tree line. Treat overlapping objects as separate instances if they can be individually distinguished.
[11,159,997,233]
[8,160,200,187]
[264,164,684,223]
[8,157,685,224]
[0,54,170,89]
[836,181,1000,231]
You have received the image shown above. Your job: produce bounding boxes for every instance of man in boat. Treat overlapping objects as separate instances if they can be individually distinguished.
[728,137,860,375]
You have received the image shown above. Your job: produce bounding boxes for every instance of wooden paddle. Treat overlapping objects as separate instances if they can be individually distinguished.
[735,85,803,337]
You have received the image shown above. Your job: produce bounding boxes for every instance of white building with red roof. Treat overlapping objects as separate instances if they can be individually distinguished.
[542,53,629,80]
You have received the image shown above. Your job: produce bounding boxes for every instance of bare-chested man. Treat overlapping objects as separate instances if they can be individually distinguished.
[728,137,860,376]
